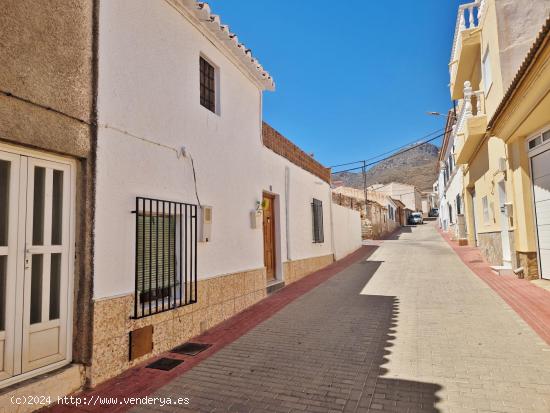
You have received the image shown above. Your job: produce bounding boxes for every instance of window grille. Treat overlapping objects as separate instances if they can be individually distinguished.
[312,199,324,243]
[200,57,216,113]
[134,197,197,318]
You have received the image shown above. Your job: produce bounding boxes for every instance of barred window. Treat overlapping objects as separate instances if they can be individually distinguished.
[200,57,216,113]
[134,197,198,318]
[312,198,324,243]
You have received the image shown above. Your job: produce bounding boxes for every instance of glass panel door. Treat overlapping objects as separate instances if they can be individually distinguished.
[0,151,20,381]
[21,158,71,373]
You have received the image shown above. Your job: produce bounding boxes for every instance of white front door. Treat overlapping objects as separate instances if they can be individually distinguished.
[531,149,550,280]
[471,190,479,246]
[0,149,73,385]
[498,180,512,266]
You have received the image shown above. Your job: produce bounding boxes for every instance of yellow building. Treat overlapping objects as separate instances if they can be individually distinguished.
[488,17,550,280]
[449,0,550,276]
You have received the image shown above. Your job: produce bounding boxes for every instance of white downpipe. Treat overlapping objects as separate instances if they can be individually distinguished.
[329,188,336,258]
[285,166,291,261]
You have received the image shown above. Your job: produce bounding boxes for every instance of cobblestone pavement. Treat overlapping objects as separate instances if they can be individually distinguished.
[133,223,550,413]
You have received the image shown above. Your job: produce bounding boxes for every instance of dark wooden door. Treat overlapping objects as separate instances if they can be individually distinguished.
[262,194,276,281]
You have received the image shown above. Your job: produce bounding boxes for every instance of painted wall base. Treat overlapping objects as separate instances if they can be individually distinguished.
[90,268,266,386]
[283,254,334,285]
[517,251,539,280]
[477,232,504,266]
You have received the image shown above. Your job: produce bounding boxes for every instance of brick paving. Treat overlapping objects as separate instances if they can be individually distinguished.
[50,223,550,412]
[133,223,550,412]
[440,228,550,345]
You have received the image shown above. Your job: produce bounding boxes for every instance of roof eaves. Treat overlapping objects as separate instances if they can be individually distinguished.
[488,15,550,130]
[177,0,275,91]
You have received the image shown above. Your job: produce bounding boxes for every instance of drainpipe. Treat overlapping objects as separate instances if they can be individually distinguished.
[285,166,291,261]
[329,185,336,259]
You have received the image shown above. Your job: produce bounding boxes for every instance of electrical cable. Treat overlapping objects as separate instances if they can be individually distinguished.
[331,129,451,175]
[329,127,446,169]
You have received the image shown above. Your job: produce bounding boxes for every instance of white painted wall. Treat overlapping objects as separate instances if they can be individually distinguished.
[437,132,463,233]
[93,0,341,299]
[331,204,362,260]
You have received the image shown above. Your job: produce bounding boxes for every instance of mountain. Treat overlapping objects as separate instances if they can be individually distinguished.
[332,143,439,191]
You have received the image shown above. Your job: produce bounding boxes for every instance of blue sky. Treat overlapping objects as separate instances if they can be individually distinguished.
[208,0,463,168]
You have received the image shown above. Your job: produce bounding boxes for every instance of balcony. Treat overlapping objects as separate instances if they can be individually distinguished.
[449,1,486,100]
[455,81,488,165]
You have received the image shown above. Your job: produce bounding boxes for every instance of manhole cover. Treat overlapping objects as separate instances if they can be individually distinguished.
[171,342,212,356]
[146,357,183,371]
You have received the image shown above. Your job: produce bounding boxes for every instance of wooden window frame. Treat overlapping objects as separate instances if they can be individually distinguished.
[311,199,324,243]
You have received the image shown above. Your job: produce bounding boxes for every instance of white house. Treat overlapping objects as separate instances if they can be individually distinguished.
[90,0,361,387]
[0,0,361,403]
[437,117,466,241]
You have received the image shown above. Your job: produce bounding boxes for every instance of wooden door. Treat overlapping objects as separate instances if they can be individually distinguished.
[262,194,276,281]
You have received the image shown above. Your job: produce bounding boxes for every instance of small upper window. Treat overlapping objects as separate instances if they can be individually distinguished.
[482,47,492,92]
[312,199,324,243]
[200,57,216,113]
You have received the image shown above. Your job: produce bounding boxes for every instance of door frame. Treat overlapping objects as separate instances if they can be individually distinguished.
[262,192,276,282]
[470,189,479,247]
[528,142,550,280]
[526,127,550,280]
[0,142,76,389]
[497,179,512,265]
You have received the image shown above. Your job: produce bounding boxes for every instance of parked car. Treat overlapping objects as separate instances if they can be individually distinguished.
[408,212,424,225]
[428,208,439,217]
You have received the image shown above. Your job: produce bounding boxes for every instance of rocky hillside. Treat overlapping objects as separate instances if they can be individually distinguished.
[332,143,439,191]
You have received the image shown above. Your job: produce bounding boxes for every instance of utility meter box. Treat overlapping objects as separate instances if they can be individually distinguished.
[199,205,212,242]
[503,202,513,217]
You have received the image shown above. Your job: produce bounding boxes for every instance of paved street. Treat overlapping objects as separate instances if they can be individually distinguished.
[134,223,550,413]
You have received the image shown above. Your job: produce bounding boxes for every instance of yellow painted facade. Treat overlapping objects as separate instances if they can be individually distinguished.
[448,0,550,277]
[488,16,550,279]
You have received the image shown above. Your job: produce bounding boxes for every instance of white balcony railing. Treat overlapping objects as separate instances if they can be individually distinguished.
[449,0,486,77]
[455,81,485,136]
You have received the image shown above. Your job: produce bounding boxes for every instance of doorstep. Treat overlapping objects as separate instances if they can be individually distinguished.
[531,278,550,292]
[490,265,514,276]
[0,364,85,413]
[266,279,285,294]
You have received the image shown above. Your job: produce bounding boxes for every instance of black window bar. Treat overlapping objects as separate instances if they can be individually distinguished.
[133,197,198,318]
[312,198,324,243]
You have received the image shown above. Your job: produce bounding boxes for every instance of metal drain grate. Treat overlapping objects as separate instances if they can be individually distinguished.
[171,342,212,356]
[146,357,184,371]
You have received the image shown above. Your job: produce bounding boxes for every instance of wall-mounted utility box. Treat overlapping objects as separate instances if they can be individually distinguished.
[199,205,212,242]
[129,325,153,361]
[498,157,507,173]
[250,210,262,229]
[503,202,513,217]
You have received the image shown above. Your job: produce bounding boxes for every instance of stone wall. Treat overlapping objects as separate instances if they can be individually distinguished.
[517,251,539,280]
[91,268,266,385]
[283,254,335,285]
[477,231,503,266]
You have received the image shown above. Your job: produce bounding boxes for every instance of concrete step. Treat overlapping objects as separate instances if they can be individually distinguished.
[491,265,514,276]
[266,280,285,295]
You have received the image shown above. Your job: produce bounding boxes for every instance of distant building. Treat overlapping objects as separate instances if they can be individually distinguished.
[368,182,422,212]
